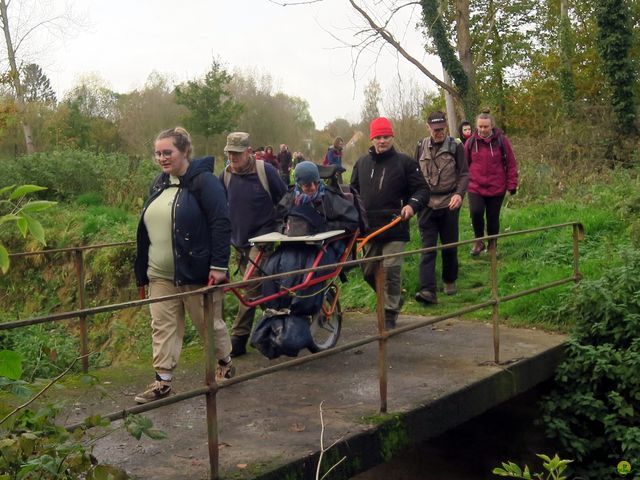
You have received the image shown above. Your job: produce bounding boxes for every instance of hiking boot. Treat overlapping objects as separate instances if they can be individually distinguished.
[444,282,457,295]
[134,376,172,404]
[470,240,486,256]
[215,359,236,382]
[415,289,438,305]
[230,334,249,357]
[384,309,398,330]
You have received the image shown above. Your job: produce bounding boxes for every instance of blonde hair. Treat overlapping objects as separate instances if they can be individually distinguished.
[156,127,193,159]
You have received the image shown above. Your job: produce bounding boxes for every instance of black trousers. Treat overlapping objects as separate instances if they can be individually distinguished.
[468,192,505,239]
[418,208,460,293]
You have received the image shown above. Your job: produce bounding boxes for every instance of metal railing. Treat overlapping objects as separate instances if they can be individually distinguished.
[2,222,584,479]
[6,241,136,372]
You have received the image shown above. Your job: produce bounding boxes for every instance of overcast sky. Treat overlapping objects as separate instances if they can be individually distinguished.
[29,0,442,128]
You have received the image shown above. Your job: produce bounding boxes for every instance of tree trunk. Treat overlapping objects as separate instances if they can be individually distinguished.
[490,0,507,130]
[559,0,576,120]
[454,0,477,119]
[443,68,458,133]
[0,0,35,154]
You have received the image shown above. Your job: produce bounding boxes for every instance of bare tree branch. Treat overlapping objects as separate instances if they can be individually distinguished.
[315,401,347,480]
[348,0,460,98]
[13,16,64,54]
[0,354,90,426]
[473,2,497,68]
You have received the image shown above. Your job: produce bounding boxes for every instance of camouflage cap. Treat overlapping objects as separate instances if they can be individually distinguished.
[224,132,250,152]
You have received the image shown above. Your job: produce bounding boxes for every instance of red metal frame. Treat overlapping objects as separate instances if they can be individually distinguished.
[226,231,358,308]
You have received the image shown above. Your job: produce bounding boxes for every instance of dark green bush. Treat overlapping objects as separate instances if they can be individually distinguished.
[3,149,157,210]
[541,248,640,479]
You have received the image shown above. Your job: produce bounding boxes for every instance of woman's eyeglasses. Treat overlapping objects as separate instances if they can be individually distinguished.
[154,149,174,159]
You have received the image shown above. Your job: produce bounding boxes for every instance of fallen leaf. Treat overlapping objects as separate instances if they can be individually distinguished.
[237,463,248,469]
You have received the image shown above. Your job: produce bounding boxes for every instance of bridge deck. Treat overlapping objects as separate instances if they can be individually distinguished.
[60,313,566,479]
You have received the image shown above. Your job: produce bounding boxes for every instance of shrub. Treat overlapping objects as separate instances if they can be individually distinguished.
[540,248,640,479]
[0,351,160,479]
[3,149,156,210]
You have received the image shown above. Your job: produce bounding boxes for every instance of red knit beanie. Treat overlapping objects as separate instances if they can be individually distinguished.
[369,117,394,140]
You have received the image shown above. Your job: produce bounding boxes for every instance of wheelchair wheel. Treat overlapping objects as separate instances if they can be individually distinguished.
[308,285,342,353]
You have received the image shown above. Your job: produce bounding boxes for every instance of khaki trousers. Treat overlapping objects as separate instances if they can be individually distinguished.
[149,277,231,375]
[361,241,406,312]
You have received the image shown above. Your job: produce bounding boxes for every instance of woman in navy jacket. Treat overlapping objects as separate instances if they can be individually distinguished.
[134,127,234,403]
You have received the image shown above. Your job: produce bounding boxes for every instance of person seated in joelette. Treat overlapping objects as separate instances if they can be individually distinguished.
[277,161,359,240]
[259,161,359,319]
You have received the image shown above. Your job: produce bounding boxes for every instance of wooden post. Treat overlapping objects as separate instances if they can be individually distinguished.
[375,261,388,413]
[203,289,220,479]
[489,242,500,364]
[73,249,89,373]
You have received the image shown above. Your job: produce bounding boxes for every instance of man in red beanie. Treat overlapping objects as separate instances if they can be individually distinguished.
[351,117,429,329]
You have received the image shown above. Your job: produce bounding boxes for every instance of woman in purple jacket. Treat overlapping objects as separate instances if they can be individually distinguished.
[465,110,518,255]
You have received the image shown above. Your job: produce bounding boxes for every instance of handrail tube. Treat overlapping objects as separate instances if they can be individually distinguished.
[8,241,135,258]
[2,222,585,331]
[6,222,583,262]
[499,276,577,303]
[64,298,498,432]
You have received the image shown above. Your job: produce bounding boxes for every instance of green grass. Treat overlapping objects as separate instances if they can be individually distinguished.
[340,167,637,331]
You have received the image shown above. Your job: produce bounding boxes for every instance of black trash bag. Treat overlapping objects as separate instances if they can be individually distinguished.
[250,314,313,359]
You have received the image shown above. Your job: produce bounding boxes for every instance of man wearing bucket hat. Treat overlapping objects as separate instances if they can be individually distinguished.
[351,117,429,329]
[221,132,287,357]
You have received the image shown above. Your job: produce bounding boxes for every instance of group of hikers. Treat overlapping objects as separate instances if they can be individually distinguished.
[132,109,518,404]
[252,143,307,186]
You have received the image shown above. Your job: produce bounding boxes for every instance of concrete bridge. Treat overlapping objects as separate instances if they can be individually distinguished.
[60,312,566,480]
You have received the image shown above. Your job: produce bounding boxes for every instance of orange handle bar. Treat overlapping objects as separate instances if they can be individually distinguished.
[356,216,403,253]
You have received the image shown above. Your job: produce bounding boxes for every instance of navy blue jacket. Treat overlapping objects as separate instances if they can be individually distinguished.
[134,156,231,286]
[221,162,287,248]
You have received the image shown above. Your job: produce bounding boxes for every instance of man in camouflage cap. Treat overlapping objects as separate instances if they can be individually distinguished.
[220,132,287,356]
[224,132,251,154]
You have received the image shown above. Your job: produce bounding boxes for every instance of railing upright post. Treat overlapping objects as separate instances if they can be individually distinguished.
[203,288,220,480]
[73,249,89,373]
[375,260,388,413]
[572,224,582,283]
[489,241,500,364]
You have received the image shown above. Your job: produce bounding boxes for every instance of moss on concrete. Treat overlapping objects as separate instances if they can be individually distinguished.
[377,414,410,462]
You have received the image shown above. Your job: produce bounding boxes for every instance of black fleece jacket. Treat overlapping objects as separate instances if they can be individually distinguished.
[134,156,231,286]
[350,146,429,242]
